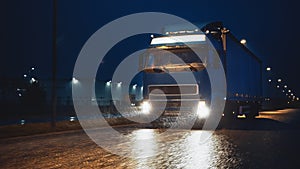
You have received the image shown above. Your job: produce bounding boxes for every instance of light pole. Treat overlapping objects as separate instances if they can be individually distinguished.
[221,27,229,73]
[51,0,57,129]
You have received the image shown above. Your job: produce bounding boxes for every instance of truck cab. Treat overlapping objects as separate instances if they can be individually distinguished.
[139,29,215,127]
[139,22,262,127]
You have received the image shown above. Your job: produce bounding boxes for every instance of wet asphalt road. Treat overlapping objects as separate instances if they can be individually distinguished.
[1,109,300,169]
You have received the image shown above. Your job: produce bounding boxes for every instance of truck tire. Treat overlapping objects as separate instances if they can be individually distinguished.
[246,105,259,119]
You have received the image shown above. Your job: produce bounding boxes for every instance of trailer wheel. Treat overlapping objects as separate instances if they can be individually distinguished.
[246,113,256,119]
[246,106,259,119]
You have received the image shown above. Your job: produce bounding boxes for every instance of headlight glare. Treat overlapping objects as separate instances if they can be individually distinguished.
[141,101,151,114]
[197,101,210,118]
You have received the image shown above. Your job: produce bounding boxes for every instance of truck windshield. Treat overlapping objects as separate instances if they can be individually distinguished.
[139,46,208,73]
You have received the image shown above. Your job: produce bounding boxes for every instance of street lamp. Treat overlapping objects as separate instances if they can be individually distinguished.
[30,77,37,83]
[266,67,271,71]
[277,79,282,82]
[106,80,111,86]
[72,77,79,84]
[240,39,246,45]
[23,67,36,80]
[133,84,137,90]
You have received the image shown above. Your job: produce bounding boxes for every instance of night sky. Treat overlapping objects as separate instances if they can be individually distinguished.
[1,0,299,94]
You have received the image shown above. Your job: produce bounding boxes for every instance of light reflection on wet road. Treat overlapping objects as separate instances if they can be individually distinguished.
[1,109,300,168]
[0,129,242,169]
[125,129,241,169]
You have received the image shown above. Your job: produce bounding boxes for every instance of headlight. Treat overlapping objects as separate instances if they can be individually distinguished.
[141,101,151,114]
[197,101,210,118]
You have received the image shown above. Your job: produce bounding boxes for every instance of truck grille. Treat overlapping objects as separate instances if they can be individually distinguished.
[149,84,198,96]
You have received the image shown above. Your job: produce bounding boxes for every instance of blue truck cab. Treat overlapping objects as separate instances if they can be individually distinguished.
[138,22,262,126]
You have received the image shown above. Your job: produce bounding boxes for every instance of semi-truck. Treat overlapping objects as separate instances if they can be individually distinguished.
[138,22,262,127]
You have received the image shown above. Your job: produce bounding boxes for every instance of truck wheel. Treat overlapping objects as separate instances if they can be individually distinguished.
[248,105,259,119]
[246,113,256,119]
